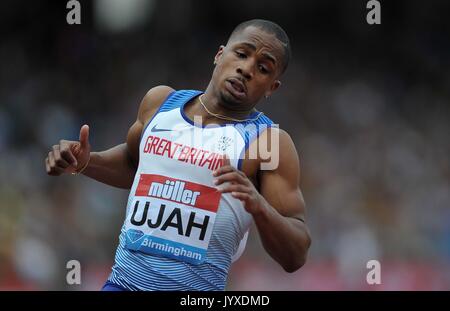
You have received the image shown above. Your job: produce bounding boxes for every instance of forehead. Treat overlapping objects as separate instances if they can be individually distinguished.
[229,26,285,63]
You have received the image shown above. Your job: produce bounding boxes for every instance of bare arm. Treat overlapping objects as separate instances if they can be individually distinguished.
[213,129,311,272]
[253,129,311,272]
[81,143,136,189]
[45,85,174,189]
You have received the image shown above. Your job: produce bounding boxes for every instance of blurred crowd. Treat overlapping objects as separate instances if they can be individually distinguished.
[0,0,449,290]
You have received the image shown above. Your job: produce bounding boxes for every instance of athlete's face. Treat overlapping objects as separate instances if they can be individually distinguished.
[211,26,285,110]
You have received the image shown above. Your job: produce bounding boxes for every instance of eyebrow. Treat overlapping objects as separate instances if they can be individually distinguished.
[239,42,277,65]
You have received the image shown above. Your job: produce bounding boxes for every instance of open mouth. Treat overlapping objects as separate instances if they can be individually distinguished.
[226,78,247,99]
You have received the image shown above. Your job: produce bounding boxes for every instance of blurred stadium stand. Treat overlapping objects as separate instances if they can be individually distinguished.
[0,0,449,290]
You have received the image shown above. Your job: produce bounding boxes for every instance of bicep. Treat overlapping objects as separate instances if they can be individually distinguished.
[126,85,174,167]
[259,130,306,221]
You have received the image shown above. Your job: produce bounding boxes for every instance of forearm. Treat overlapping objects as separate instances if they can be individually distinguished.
[253,199,311,273]
[82,143,137,189]
[211,151,311,272]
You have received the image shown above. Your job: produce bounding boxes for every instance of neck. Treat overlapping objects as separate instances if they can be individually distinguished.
[196,84,257,122]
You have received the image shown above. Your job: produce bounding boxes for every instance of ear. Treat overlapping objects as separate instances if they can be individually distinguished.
[266,80,281,98]
[214,45,225,65]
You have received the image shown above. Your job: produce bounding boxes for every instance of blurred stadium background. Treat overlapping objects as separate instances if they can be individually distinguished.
[0,0,449,290]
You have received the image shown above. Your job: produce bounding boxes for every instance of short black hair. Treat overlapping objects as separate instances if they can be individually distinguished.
[228,19,291,74]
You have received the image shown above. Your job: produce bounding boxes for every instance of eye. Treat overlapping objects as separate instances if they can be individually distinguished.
[259,65,269,74]
[235,51,247,59]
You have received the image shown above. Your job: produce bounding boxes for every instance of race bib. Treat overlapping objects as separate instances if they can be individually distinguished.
[124,174,221,265]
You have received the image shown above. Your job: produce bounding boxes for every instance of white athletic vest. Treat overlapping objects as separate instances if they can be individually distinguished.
[108,90,274,290]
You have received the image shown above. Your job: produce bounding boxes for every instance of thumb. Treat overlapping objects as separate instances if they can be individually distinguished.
[79,124,90,148]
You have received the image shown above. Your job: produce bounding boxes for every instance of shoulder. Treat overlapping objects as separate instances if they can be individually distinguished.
[137,85,175,124]
[258,127,293,145]
[257,127,300,171]
[241,126,300,179]
[144,85,175,102]
[264,127,298,157]
[255,127,301,193]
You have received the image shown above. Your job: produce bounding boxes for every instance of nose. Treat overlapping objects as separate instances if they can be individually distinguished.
[237,61,253,80]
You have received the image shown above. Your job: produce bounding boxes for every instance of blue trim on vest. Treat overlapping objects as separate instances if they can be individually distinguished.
[159,90,201,112]
[101,280,129,291]
[139,90,176,143]
[176,90,275,171]
[140,89,275,171]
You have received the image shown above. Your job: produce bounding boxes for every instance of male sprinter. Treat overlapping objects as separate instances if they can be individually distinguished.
[45,19,311,291]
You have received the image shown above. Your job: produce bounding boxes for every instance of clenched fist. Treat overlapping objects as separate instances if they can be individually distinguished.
[45,124,91,176]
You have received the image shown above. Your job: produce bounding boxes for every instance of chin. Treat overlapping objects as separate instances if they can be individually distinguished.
[219,89,242,107]
[220,90,239,106]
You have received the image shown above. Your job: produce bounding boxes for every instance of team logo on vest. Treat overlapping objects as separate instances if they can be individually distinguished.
[125,174,221,265]
[217,136,233,152]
